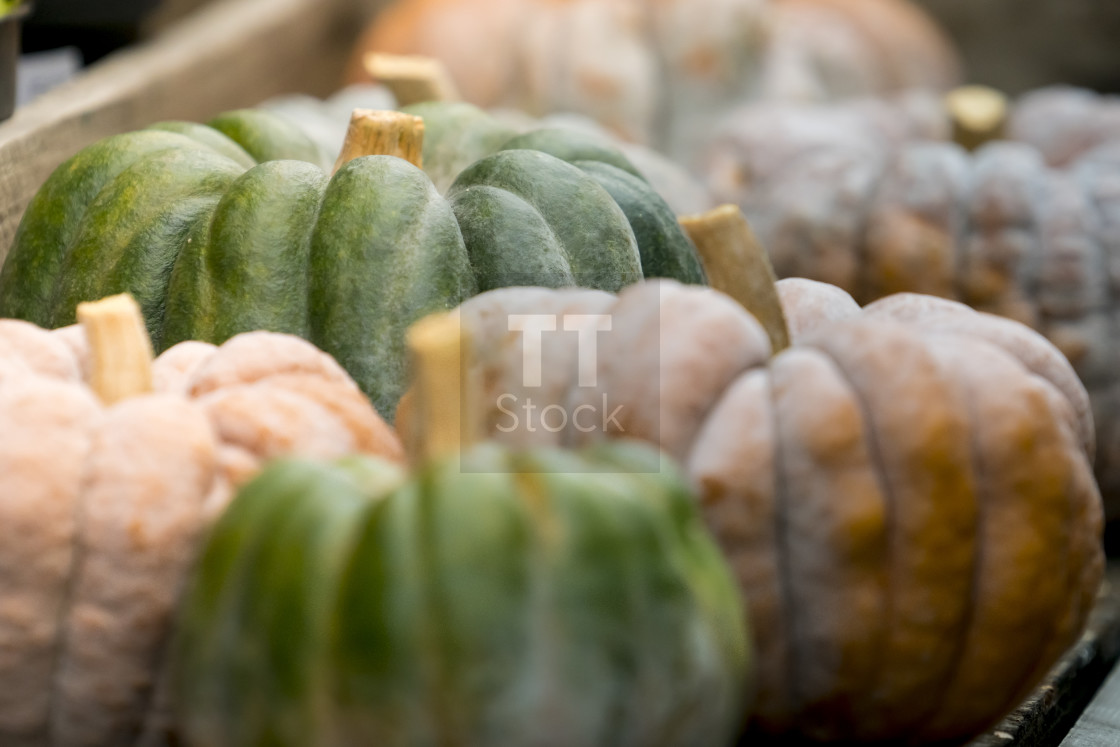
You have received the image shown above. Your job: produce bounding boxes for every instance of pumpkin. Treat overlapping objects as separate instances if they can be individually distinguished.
[346,0,957,161]
[173,311,750,747]
[399,205,1104,744]
[699,86,1120,512]
[0,107,704,418]
[0,293,401,745]
[260,77,717,215]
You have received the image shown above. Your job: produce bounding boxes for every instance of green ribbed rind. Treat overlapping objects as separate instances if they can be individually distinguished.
[174,442,751,747]
[308,155,476,419]
[49,148,244,344]
[0,131,236,325]
[401,101,519,194]
[162,160,329,347]
[573,160,707,284]
[448,149,643,293]
[501,129,706,285]
[173,457,403,747]
[207,109,328,170]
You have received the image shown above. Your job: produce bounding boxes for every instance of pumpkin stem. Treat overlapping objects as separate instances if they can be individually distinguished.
[680,205,791,354]
[332,109,425,174]
[946,85,1007,151]
[363,52,461,107]
[77,293,154,405]
[406,311,477,463]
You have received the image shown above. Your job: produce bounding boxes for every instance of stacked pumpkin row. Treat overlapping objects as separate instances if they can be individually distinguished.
[0,105,705,418]
[698,86,1120,510]
[0,98,1104,747]
[345,0,962,162]
[343,0,1120,521]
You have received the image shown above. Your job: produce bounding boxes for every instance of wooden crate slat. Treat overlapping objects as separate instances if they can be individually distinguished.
[1059,661,1120,747]
[968,564,1120,747]
[0,0,378,262]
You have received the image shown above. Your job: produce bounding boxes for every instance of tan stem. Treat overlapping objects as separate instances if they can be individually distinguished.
[363,52,461,107]
[680,205,791,354]
[406,311,477,463]
[76,294,154,405]
[945,85,1008,152]
[332,109,425,175]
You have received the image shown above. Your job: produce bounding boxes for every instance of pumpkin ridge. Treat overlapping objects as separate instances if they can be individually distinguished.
[412,463,470,747]
[176,161,331,348]
[916,340,1077,739]
[790,342,899,736]
[450,184,576,292]
[43,407,102,745]
[0,382,98,744]
[946,349,1085,730]
[765,359,804,735]
[48,399,217,744]
[0,134,212,326]
[118,194,227,353]
[902,335,992,736]
[158,195,226,349]
[803,326,980,737]
[174,460,336,742]
[47,148,244,332]
[768,348,892,739]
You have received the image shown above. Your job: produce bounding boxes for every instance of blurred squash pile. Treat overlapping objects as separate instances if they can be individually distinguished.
[0,0,1116,745]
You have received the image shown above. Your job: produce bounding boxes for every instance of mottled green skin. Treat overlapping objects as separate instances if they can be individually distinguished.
[449,149,644,292]
[0,109,668,418]
[502,129,706,285]
[308,156,476,418]
[0,130,236,324]
[175,442,751,747]
[162,160,330,347]
[50,148,244,348]
[207,109,329,170]
[401,101,519,194]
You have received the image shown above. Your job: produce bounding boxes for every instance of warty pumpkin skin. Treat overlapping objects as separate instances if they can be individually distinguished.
[402,209,1103,743]
[0,295,402,746]
[0,106,711,417]
[698,87,1120,513]
[173,313,750,747]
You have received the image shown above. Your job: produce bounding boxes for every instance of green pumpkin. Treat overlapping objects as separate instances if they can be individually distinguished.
[0,108,666,417]
[402,100,519,193]
[406,101,705,284]
[173,313,750,747]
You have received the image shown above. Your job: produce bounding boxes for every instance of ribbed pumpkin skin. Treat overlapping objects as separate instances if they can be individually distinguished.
[0,119,473,418]
[408,101,706,285]
[500,129,707,285]
[174,442,750,747]
[449,149,643,292]
[0,108,689,417]
[698,87,1120,513]
[425,278,1104,745]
